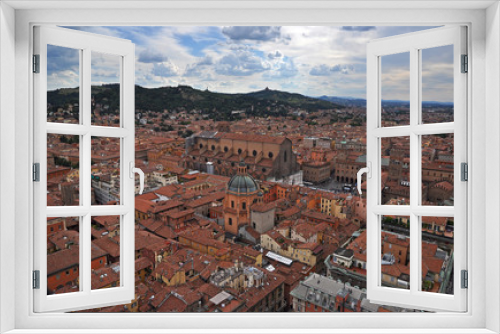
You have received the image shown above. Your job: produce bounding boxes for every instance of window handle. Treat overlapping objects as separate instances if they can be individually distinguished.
[129,162,145,194]
[357,162,371,195]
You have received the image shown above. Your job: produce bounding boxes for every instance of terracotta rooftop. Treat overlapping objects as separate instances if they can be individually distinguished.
[186,192,225,208]
[214,132,287,145]
[91,266,120,290]
[251,202,276,213]
[166,209,194,219]
[92,215,120,228]
[135,257,154,272]
[93,236,120,258]
[135,230,166,252]
[47,243,108,276]
[48,230,79,251]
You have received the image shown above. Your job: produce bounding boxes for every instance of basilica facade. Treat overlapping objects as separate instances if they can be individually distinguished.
[183,131,300,181]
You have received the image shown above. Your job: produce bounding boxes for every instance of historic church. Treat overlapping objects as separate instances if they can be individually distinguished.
[223,161,264,235]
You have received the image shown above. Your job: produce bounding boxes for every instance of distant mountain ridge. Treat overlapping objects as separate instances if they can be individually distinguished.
[316,96,366,107]
[47,84,453,123]
[316,95,453,108]
[48,85,344,121]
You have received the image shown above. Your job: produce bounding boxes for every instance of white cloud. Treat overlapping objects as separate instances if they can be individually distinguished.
[55,25,448,100]
[152,62,180,78]
[222,26,281,41]
[214,50,270,76]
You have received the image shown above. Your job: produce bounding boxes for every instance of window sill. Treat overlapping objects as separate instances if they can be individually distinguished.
[3,328,498,334]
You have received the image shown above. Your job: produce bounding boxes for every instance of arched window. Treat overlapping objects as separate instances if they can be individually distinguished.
[224,146,228,152]
[253,150,257,156]
[268,152,273,158]
[242,202,246,210]
[231,201,234,208]
[238,148,242,154]
[211,145,215,150]
[228,218,233,226]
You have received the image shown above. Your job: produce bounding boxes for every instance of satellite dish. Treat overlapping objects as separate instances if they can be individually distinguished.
[156,164,163,170]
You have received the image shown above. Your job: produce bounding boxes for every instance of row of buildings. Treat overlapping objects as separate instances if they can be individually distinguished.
[45,93,454,313]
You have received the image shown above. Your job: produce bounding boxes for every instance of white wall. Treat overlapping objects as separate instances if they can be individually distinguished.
[0,2,16,333]
[6,4,494,332]
[485,2,500,333]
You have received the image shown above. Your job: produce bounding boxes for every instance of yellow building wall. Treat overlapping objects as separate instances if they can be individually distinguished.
[160,270,186,286]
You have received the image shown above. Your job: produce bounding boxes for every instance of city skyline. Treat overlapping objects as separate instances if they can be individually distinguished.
[45,27,456,311]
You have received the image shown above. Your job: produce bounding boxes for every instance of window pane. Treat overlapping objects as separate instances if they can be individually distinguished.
[47,134,80,206]
[47,217,80,295]
[381,52,410,127]
[91,52,121,127]
[381,216,410,290]
[91,216,121,290]
[421,134,454,206]
[91,137,121,205]
[421,216,454,294]
[421,45,454,124]
[381,137,410,205]
[47,45,80,124]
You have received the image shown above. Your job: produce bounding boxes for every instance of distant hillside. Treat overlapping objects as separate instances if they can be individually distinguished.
[246,88,339,110]
[317,95,453,108]
[317,95,366,107]
[48,85,344,121]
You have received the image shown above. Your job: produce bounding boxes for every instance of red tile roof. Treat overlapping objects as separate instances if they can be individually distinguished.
[135,199,155,214]
[135,231,166,251]
[91,267,120,290]
[135,257,153,272]
[93,236,120,258]
[214,132,288,145]
[251,202,276,213]
[47,247,79,275]
[156,295,187,312]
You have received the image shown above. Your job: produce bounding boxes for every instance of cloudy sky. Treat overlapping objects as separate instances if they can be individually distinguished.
[48,26,453,102]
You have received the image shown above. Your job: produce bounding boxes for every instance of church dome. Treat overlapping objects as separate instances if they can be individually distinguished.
[227,161,259,194]
[228,175,259,193]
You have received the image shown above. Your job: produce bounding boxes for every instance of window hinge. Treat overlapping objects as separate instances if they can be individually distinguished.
[33,270,40,289]
[461,270,468,289]
[33,54,40,73]
[461,54,468,73]
[461,162,468,181]
[33,163,40,182]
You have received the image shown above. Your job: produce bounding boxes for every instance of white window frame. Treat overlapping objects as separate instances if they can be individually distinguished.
[0,1,498,333]
[365,26,467,312]
[33,26,136,312]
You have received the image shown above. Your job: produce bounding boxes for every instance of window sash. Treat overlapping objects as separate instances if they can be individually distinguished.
[33,25,136,312]
[366,26,467,312]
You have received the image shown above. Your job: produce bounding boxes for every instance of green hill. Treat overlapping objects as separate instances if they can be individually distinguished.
[47,84,343,121]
